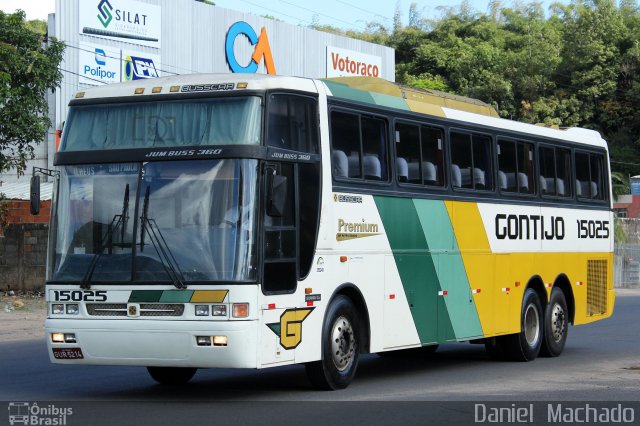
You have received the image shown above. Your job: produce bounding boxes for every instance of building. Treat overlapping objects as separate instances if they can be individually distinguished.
[0,0,395,185]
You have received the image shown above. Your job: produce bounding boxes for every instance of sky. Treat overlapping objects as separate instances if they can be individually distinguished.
[0,0,562,31]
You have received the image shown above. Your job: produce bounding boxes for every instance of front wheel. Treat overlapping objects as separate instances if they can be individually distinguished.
[147,367,197,385]
[504,288,543,361]
[305,295,360,390]
[540,288,569,357]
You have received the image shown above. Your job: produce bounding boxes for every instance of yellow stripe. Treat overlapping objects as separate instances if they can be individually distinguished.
[190,290,229,303]
[447,201,614,337]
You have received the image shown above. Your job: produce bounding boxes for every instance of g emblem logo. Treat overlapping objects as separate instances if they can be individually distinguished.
[267,308,314,349]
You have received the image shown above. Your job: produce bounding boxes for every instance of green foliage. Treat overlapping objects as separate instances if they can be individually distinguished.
[338,0,640,177]
[611,171,630,201]
[0,10,64,176]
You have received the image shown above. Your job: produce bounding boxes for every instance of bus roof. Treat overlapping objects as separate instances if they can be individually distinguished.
[73,74,607,150]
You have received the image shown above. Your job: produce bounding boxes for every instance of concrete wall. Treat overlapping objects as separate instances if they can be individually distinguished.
[0,200,51,292]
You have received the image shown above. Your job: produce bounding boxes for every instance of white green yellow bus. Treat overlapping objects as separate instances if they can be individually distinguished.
[36,74,614,390]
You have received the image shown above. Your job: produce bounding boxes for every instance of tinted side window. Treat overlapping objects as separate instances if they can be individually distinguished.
[330,111,388,182]
[330,111,361,179]
[539,146,572,197]
[422,127,445,186]
[576,152,606,200]
[268,95,318,153]
[498,140,534,195]
[361,117,387,181]
[395,123,444,186]
[451,131,492,190]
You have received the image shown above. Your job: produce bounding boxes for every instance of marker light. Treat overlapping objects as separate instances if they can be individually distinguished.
[134,88,145,94]
[75,92,85,98]
[237,82,248,89]
[195,305,210,316]
[169,85,180,92]
[152,86,162,93]
[66,304,79,315]
[51,333,65,343]
[196,336,211,346]
[52,304,64,315]
[232,303,249,318]
[212,335,228,346]
[211,305,227,316]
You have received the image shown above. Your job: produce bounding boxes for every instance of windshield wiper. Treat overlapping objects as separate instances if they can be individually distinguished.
[139,186,187,289]
[80,184,130,289]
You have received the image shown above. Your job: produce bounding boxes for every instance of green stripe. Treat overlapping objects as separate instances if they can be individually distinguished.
[413,199,484,339]
[323,80,376,105]
[128,290,163,303]
[374,196,455,344]
[159,290,194,303]
[370,92,410,111]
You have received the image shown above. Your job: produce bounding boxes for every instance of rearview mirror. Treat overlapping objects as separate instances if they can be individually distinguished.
[30,175,41,215]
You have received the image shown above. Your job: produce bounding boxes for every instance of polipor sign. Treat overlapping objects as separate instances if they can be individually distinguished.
[326,46,382,78]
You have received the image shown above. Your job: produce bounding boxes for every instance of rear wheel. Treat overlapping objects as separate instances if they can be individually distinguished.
[540,288,569,357]
[504,288,543,361]
[306,295,359,390]
[147,367,197,385]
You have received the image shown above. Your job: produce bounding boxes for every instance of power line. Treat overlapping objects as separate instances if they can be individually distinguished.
[334,0,389,22]
[278,0,367,30]
[235,0,311,25]
[58,67,106,85]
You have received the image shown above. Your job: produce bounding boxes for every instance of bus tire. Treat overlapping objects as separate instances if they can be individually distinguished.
[147,367,197,385]
[504,288,543,361]
[305,295,359,390]
[540,288,569,357]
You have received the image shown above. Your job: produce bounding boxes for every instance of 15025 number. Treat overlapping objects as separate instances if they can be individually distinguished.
[53,290,107,302]
[577,220,610,239]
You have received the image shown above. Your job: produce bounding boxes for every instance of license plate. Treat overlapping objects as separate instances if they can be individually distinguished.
[52,347,84,360]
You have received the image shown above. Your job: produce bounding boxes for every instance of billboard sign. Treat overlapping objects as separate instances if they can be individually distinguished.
[225,21,276,75]
[79,0,162,48]
[78,43,120,85]
[326,46,381,78]
[122,50,162,81]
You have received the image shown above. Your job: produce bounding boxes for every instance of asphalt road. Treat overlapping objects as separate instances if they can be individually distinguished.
[1,290,638,425]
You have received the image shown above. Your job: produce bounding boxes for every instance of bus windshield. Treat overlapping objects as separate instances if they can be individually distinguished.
[60,96,262,151]
[50,159,259,284]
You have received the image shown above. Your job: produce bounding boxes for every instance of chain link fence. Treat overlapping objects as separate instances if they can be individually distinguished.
[614,219,640,288]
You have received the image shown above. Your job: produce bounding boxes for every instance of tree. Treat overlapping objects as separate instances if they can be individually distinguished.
[0,10,64,177]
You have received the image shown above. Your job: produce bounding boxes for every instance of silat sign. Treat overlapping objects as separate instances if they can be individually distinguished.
[79,0,162,48]
[225,21,276,75]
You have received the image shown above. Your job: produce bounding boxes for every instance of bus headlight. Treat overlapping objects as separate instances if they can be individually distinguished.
[195,305,209,316]
[52,304,64,315]
[66,304,79,315]
[211,305,227,316]
[51,333,65,343]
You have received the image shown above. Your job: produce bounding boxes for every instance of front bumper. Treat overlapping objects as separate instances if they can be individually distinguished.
[45,318,258,368]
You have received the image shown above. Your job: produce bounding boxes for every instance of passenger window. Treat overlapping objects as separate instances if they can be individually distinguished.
[268,95,318,153]
[576,152,606,200]
[451,131,492,190]
[330,111,388,182]
[421,127,444,186]
[330,111,361,179]
[395,123,444,186]
[539,146,572,198]
[395,123,420,184]
[498,140,534,195]
[361,117,387,181]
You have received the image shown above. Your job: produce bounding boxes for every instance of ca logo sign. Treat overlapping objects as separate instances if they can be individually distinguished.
[225,21,276,75]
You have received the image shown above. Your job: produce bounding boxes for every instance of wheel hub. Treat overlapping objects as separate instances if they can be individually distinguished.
[550,303,566,342]
[524,304,540,347]
[330,315,356,372]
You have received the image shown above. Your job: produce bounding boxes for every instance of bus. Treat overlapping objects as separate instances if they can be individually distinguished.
[35,74,614,390]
